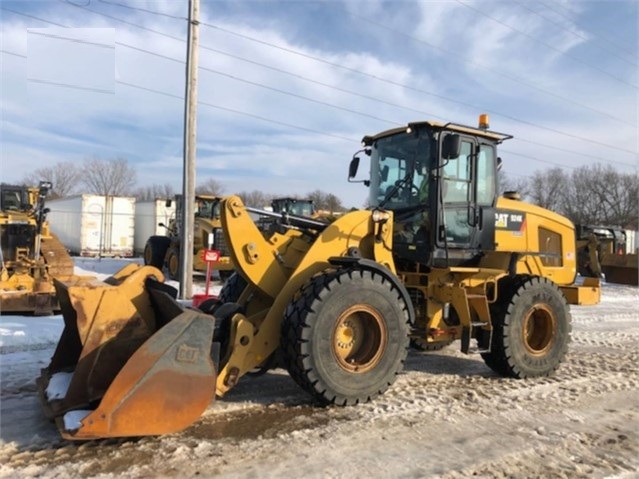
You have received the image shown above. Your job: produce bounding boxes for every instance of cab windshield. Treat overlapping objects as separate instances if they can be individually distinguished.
[367,127,434,210]
[195,198,221,219]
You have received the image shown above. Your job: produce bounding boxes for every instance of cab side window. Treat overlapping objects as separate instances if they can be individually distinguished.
[476,145,496,206]
[442,140,472,203]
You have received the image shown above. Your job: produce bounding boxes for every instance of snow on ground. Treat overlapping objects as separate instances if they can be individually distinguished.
[0,258,638,479]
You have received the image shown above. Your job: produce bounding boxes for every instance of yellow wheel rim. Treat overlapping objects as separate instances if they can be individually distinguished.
[332,304,387,373]
[522,304,556,356]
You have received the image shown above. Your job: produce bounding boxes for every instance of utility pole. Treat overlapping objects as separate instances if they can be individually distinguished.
[179,0,199,299]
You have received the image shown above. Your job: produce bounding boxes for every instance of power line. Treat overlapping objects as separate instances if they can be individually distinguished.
[97,0,186,21]
[120,42,399,127]
[455,0,637,89]
[120,38,638,166]
[5,4,637,167]
[513,0,637,68]
[0,49,26,58]
[3,46,630,176]
[58,0,639,144]
[538,0,638,60]
[54,0,185,42]
[198,22,637,158]
[1,5,67,27]
[336,6,633,127]
[123,41,636,168]
[64,0,635,131]
[27,30,114,49]
[116,80,357,143]
[28,77,114,94]
[0,43,358,144]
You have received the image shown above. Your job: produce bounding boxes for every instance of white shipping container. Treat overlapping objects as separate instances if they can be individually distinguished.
[134,199,176,255]
[47,194,136,257]
[626,230,638,254]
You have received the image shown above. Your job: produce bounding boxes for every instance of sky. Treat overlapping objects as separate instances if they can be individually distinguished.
[0,0,637,209]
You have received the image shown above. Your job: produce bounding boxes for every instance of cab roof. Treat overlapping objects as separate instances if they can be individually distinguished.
[363,120,513,145]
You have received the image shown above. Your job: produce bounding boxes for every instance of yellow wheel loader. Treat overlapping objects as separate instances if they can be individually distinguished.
[0,182,74,315]
[271,197,316,216]
[37,116,600,440]
[143,194,234,281]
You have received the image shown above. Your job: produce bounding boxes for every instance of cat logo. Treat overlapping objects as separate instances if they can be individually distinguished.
[495,210,526,232]
[495,212,509,228]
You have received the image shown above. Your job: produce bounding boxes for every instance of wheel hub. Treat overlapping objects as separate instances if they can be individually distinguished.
[332,304,387,373]
[522,304,556,356]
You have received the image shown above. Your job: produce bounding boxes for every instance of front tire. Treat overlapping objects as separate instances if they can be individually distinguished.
[166,248,180,281]
[281,268,410,406]
[143,237,170,268]
[481,276,571,378]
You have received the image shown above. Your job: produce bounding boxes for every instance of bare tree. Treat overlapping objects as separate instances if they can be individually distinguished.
[499,172,531,200]
[524,163,638,230]
[564,164,638,229]
[196,178,224,196]
[81,157,137,196]
[527,167,567,212]
[22,161,81,198]
[235,190,274,208]
[133,183,175,201]
[306,190,344,212]
[562,166,608,226]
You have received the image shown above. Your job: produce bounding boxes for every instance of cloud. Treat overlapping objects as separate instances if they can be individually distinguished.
[0,0,636,209]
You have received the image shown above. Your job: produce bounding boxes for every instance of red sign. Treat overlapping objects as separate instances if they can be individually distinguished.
[201,249,221,263]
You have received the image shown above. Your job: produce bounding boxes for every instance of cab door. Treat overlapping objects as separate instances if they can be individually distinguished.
[435,134,497,261]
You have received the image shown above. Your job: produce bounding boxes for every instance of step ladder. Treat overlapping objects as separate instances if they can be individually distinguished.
[460,293,492,354]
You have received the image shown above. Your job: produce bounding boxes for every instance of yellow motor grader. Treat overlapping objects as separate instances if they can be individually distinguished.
[37,116,600,440]
[0,182,74,315]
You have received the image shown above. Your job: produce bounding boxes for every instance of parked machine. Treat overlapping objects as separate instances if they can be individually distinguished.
[38,116,600,440]
[271,197,316,216]
[0,182,74,315]
[142,194,234,281]
[576,224,638,285]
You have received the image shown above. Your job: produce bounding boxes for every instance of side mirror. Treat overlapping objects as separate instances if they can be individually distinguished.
[442,134,461,160]
[348,156,360,181]
[381,165,389,182]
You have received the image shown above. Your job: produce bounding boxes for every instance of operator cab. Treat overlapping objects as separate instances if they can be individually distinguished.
[195,196,221,220]
[271,197,316,217]
[0,184,30,211]
[349,115,512,270]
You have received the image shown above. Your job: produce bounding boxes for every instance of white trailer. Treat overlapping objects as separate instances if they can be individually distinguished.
[46,194,136,257]
[133,199,176,255]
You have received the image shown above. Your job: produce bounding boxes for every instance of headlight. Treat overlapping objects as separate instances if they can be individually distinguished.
[371,209,390,223]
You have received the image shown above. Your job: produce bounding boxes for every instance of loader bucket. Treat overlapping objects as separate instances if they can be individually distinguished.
[37,264,217,440]
[601,253,638,286]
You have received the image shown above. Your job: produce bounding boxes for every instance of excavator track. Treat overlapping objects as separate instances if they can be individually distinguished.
[41,234,74,279]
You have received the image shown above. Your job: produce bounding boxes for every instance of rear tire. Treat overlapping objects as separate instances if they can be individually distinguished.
[219,270,235,283]
[218,272,247,304]
[143,237,170,268]
[481,276,571,378]
[410,338,453,351]
[281,268,410,406]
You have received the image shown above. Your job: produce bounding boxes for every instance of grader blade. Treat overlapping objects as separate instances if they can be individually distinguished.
[37,264,217,440]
